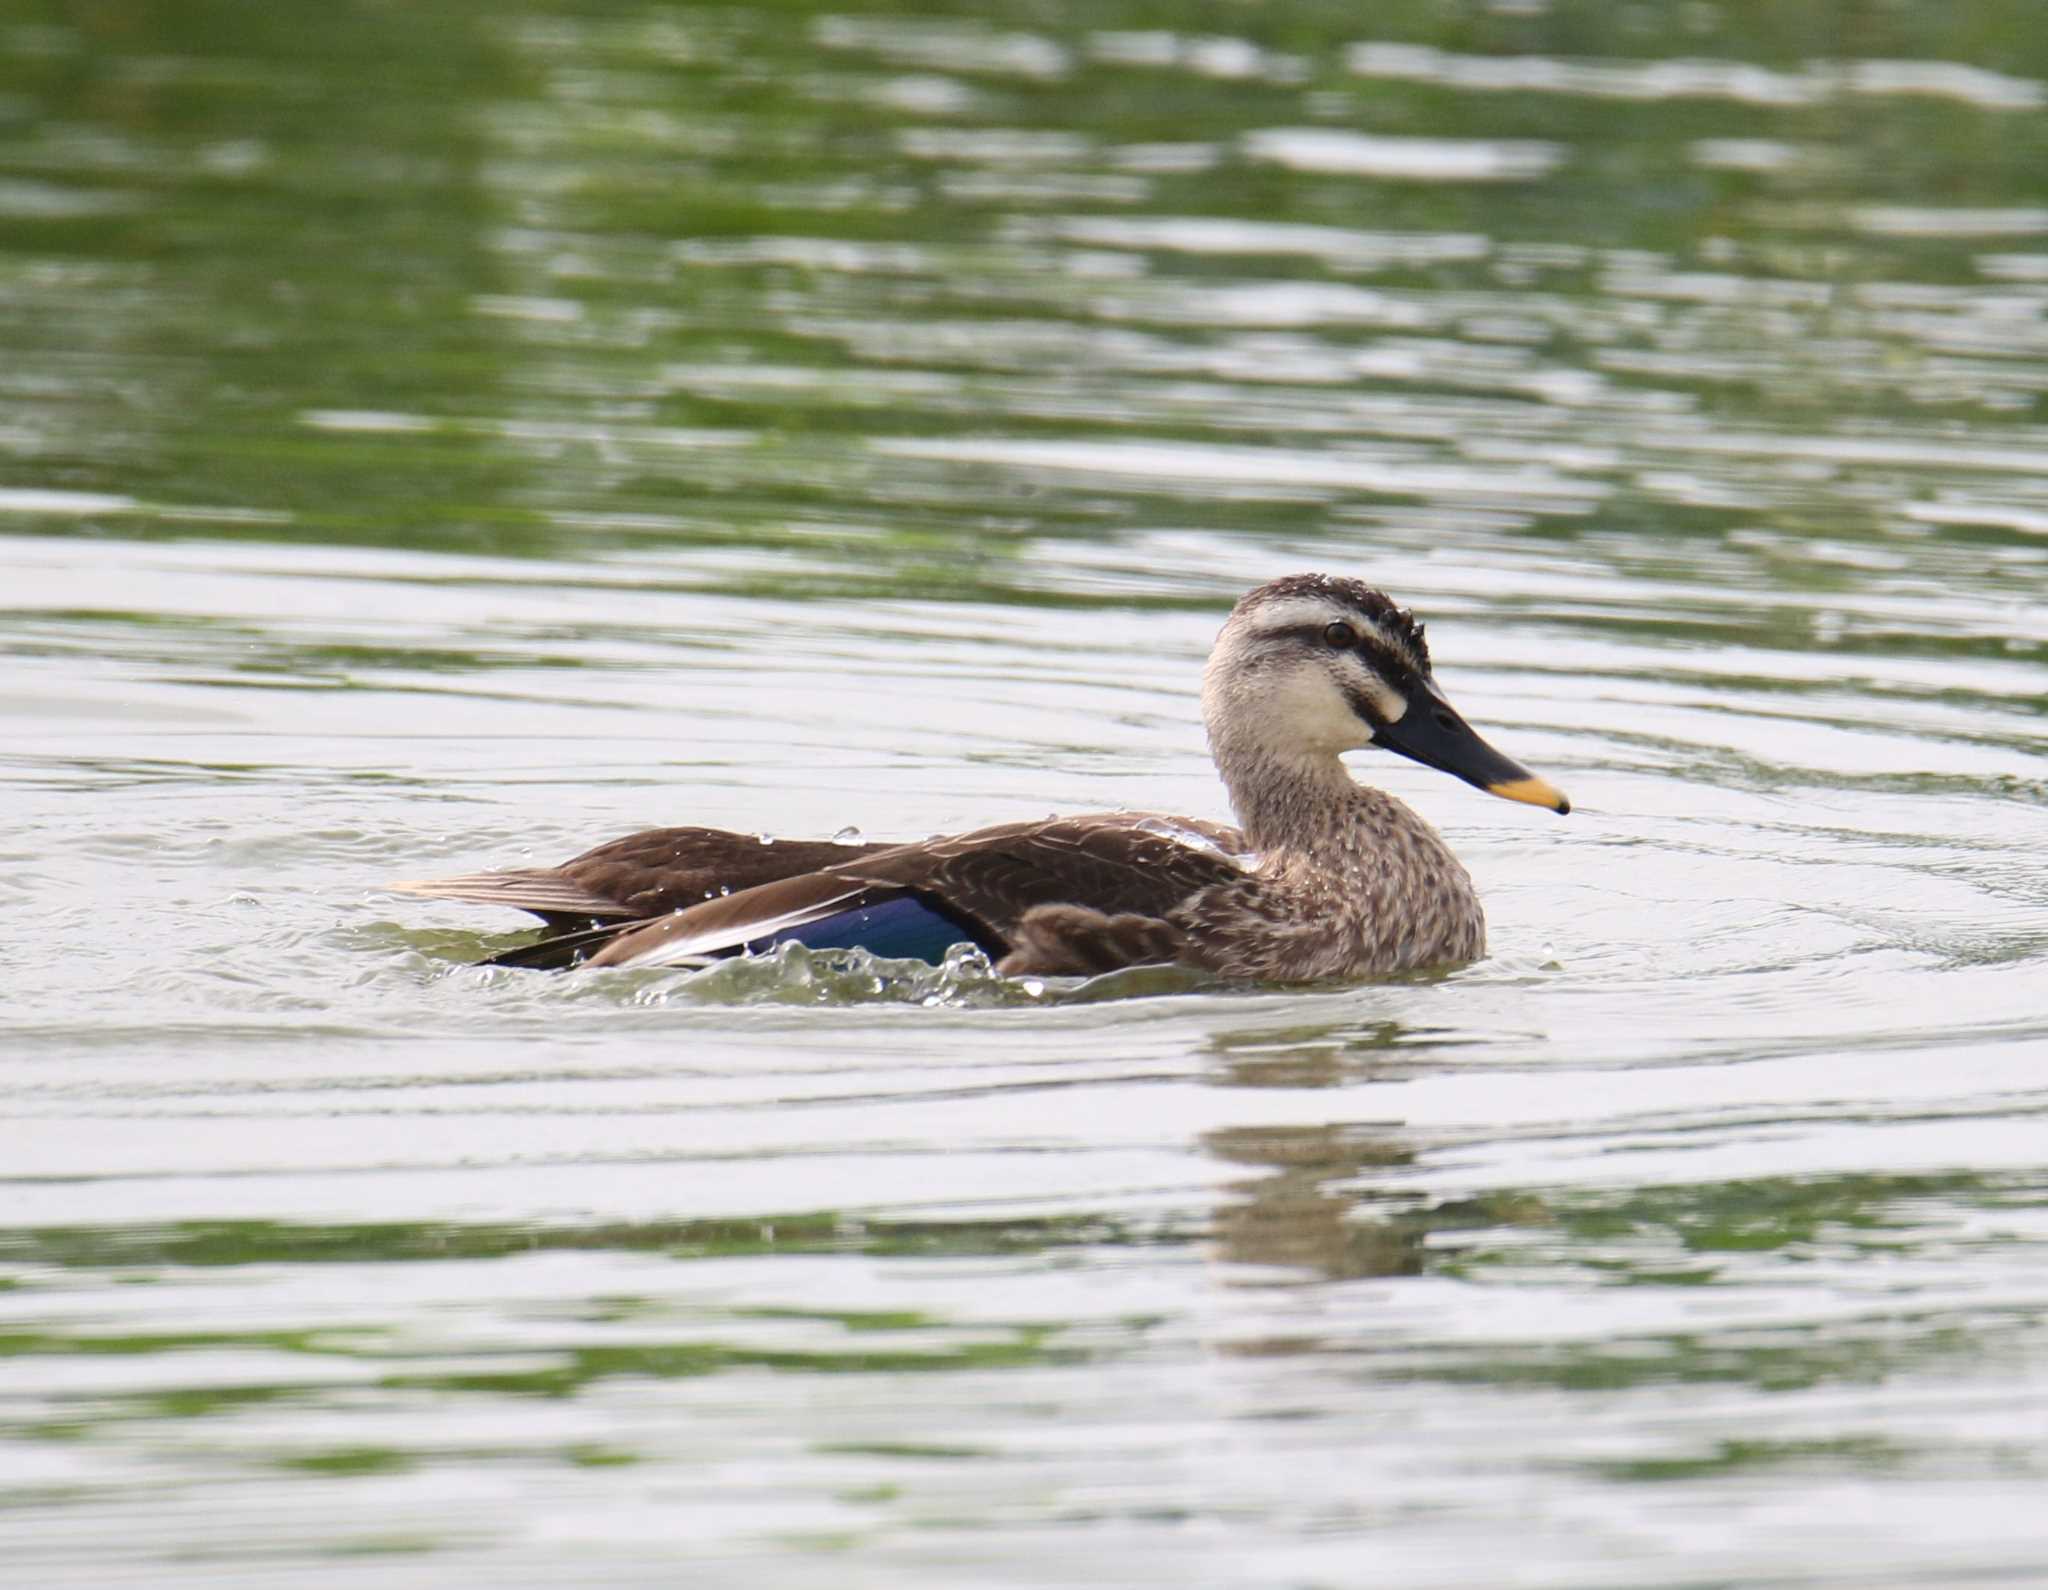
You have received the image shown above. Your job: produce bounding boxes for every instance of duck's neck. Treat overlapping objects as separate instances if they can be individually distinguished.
[1211,732,1385,857]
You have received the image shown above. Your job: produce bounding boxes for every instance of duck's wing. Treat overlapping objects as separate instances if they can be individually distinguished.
[580,873,904,969]
[850,813,1247,936]
[577,813,1250,973]
[484,917,663,972]
[389,826,896,929]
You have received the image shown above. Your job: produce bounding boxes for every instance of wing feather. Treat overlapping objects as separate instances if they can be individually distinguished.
[456,812,1253,975]
[843,814,1249,937]
[582,876,882,969]
[389,827,895,927]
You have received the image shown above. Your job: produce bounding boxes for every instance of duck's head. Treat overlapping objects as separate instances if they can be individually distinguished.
[1202,573,1569,814]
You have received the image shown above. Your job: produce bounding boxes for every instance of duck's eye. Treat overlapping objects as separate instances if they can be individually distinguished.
[1322,621,1356,649]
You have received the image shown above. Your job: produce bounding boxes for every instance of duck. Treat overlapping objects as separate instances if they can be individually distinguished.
[390,574,1568,980]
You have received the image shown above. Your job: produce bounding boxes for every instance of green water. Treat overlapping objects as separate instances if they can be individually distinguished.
[4,1,2048,1584]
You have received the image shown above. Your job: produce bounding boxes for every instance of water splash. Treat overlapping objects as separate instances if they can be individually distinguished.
[609,940,1039,1009]
[1131,815,1257,869]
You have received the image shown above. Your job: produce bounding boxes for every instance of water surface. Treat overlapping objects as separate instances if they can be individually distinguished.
[4,2,2048,1584]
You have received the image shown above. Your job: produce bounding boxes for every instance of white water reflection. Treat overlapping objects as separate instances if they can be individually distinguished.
[1049,215,1492,267]
[873,435,1610,507]
[1852,206,2048,236]
[1244,127,1564,181]
[811,14,1071,79]
[1347,42,2046,110]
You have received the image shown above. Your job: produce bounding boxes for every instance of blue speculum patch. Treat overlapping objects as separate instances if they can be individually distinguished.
[752,894,983,965]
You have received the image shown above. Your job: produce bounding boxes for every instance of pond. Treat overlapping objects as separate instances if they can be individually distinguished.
[4,1,2047,1583]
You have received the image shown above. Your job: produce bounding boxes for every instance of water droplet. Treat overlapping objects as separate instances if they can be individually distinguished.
[755,833,774,846]
[1133,816,1244,861]
[833,825,863,844]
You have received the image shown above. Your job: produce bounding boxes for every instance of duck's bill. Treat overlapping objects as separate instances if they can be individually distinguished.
[1483,774,1571,812]
[1372,690,1570,815]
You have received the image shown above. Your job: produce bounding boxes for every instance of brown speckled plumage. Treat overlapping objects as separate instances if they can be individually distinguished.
[390,574,1565,982]
[1152,788,1481,981]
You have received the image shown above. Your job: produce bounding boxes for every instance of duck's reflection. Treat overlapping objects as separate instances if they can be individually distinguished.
[1205,1121,1426,1282]
[1200,1018,1509,1288]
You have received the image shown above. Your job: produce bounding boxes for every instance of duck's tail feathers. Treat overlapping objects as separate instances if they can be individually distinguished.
[387,870,635,925]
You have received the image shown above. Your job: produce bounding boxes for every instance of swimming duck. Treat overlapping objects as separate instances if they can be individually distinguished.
[391,574,1568,979]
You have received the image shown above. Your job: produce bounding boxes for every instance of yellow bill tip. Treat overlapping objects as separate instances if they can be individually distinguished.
[1487,776,1570,815]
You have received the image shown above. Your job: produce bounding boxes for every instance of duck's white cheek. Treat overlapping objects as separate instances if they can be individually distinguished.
[1265,671,1379,751]
[1362,680,1407,724]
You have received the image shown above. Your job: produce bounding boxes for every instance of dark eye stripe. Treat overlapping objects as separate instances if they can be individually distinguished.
[1268,622,1412,674]
[1269,622,1361,650]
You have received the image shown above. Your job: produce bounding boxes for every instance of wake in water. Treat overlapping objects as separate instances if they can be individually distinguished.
[469,938,1218,1009]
